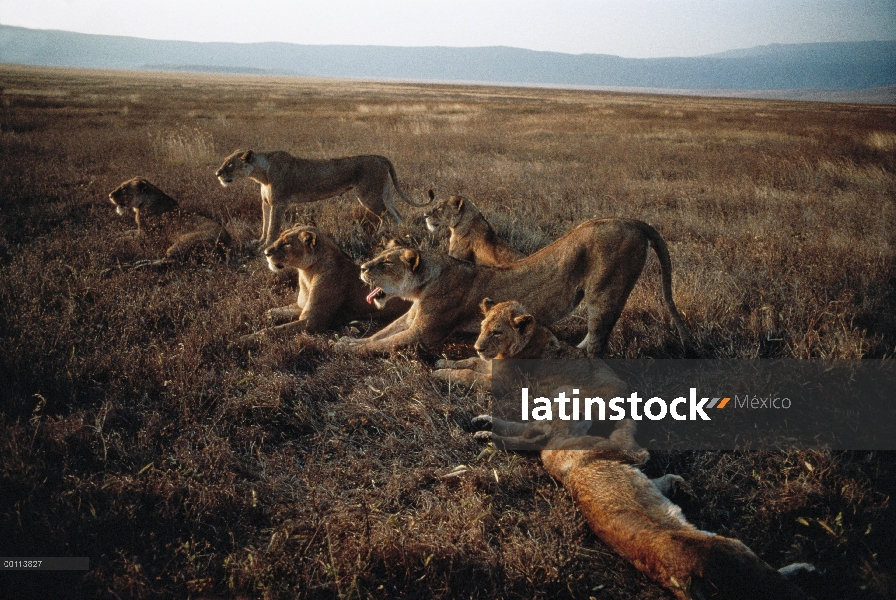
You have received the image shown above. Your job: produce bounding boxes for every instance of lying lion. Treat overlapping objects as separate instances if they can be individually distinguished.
[473,417,815,599]
[238,225,410,344]
[432,298,583,390]
[215,149,431,247]
[108,177,231,261]
[423,193,524,266]
[343,218,690,356]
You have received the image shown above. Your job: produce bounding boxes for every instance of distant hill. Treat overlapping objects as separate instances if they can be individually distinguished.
[2,24,894,95]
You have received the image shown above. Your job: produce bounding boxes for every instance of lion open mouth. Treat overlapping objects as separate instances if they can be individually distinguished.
[366,287,385,304]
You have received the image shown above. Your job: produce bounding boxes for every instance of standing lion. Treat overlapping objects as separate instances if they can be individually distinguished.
[215,149,431,246]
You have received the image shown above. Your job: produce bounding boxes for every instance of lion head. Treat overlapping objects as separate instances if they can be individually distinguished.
[474,298,536,360]
[423,195,476,233]
[359,246,423,309]
[263,225,323,273]
[215,150,255,187]
[108,177,178,218]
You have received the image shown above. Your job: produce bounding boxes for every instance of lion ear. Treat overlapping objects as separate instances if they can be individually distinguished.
[480,297,496,315]
[299,230,317,249]
[513,314,535,334]
[240,150,254,162]
[449,196,464,212]
[399,249,420,271]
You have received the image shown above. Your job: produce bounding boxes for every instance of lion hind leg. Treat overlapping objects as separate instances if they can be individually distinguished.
[651,474,685,497]
[364,179,401,223]
[165,229,228,261]
[381,189,403,223]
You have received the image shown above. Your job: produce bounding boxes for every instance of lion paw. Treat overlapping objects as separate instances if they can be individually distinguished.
[472,430,493,442]
[471,415,493,431]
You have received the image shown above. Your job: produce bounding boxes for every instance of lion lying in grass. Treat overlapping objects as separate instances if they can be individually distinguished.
[343,218,690,356]
[473,416,815,599]
[215,149,431,247]
[424,193,524,266]
[238,226,410,344]
[108,177,231,261]
[432,298,583,390]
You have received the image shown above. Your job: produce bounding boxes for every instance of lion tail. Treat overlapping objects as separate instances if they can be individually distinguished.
[387,161,434,208]
[643,223,692,351]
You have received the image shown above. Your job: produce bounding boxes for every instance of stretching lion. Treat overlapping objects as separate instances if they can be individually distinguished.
[424,193,524,266]
[473,417,815,599]
[432,298,584,389]
[343,218,690,356]
[238,225,410,344]
[215,149,430,246]
[108,177,231,260]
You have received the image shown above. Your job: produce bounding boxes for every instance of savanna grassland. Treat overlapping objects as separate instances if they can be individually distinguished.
[1,64,894,599]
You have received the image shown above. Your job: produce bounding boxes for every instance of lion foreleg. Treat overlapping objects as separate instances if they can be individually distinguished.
[606,418,641,451]
[259,199,272,244]
[351,327,423,355]
[298,288,342,334]
[363,310,413,342]
[431,367,489,390]
[265,305,303,325]
[434,356,490,373]
[237,318,309,345]
[266,203,286,246]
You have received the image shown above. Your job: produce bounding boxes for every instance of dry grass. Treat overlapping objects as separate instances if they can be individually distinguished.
[0,65,894,599]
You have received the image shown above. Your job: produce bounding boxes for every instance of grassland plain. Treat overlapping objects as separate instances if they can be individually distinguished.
[0,65,894,599]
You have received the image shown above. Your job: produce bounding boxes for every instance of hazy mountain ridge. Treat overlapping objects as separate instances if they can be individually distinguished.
[2,24,894,94]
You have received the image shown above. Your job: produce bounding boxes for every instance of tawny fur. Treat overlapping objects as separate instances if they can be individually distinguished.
[215,149,429,246]
[108,177,231,260]
[432,299,583,390]
[424,194,524,266]
[475,418,811,599]
[238,225,410,344]
[345,218,690,356]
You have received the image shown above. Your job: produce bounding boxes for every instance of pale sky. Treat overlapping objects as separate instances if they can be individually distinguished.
[1,0,894,58]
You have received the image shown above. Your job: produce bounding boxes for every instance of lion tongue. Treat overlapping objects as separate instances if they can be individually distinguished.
[366,287,384,304]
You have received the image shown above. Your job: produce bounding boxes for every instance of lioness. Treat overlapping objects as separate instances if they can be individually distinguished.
[346,218,690,356]
[423,193,524,266]
[474,418,814,599]
[215,150,430,246]
[238,225,410,343]
[432,298,584,389]
[108,177,231,260]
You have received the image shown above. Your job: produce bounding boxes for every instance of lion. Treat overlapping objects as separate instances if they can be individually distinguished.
[215,149,431,246]
[342,218,690,356]
[423,193,524,266]
[108,177,231,260]
[237,225,410,344]
[432,298,584,390]
[473,417,815,599]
